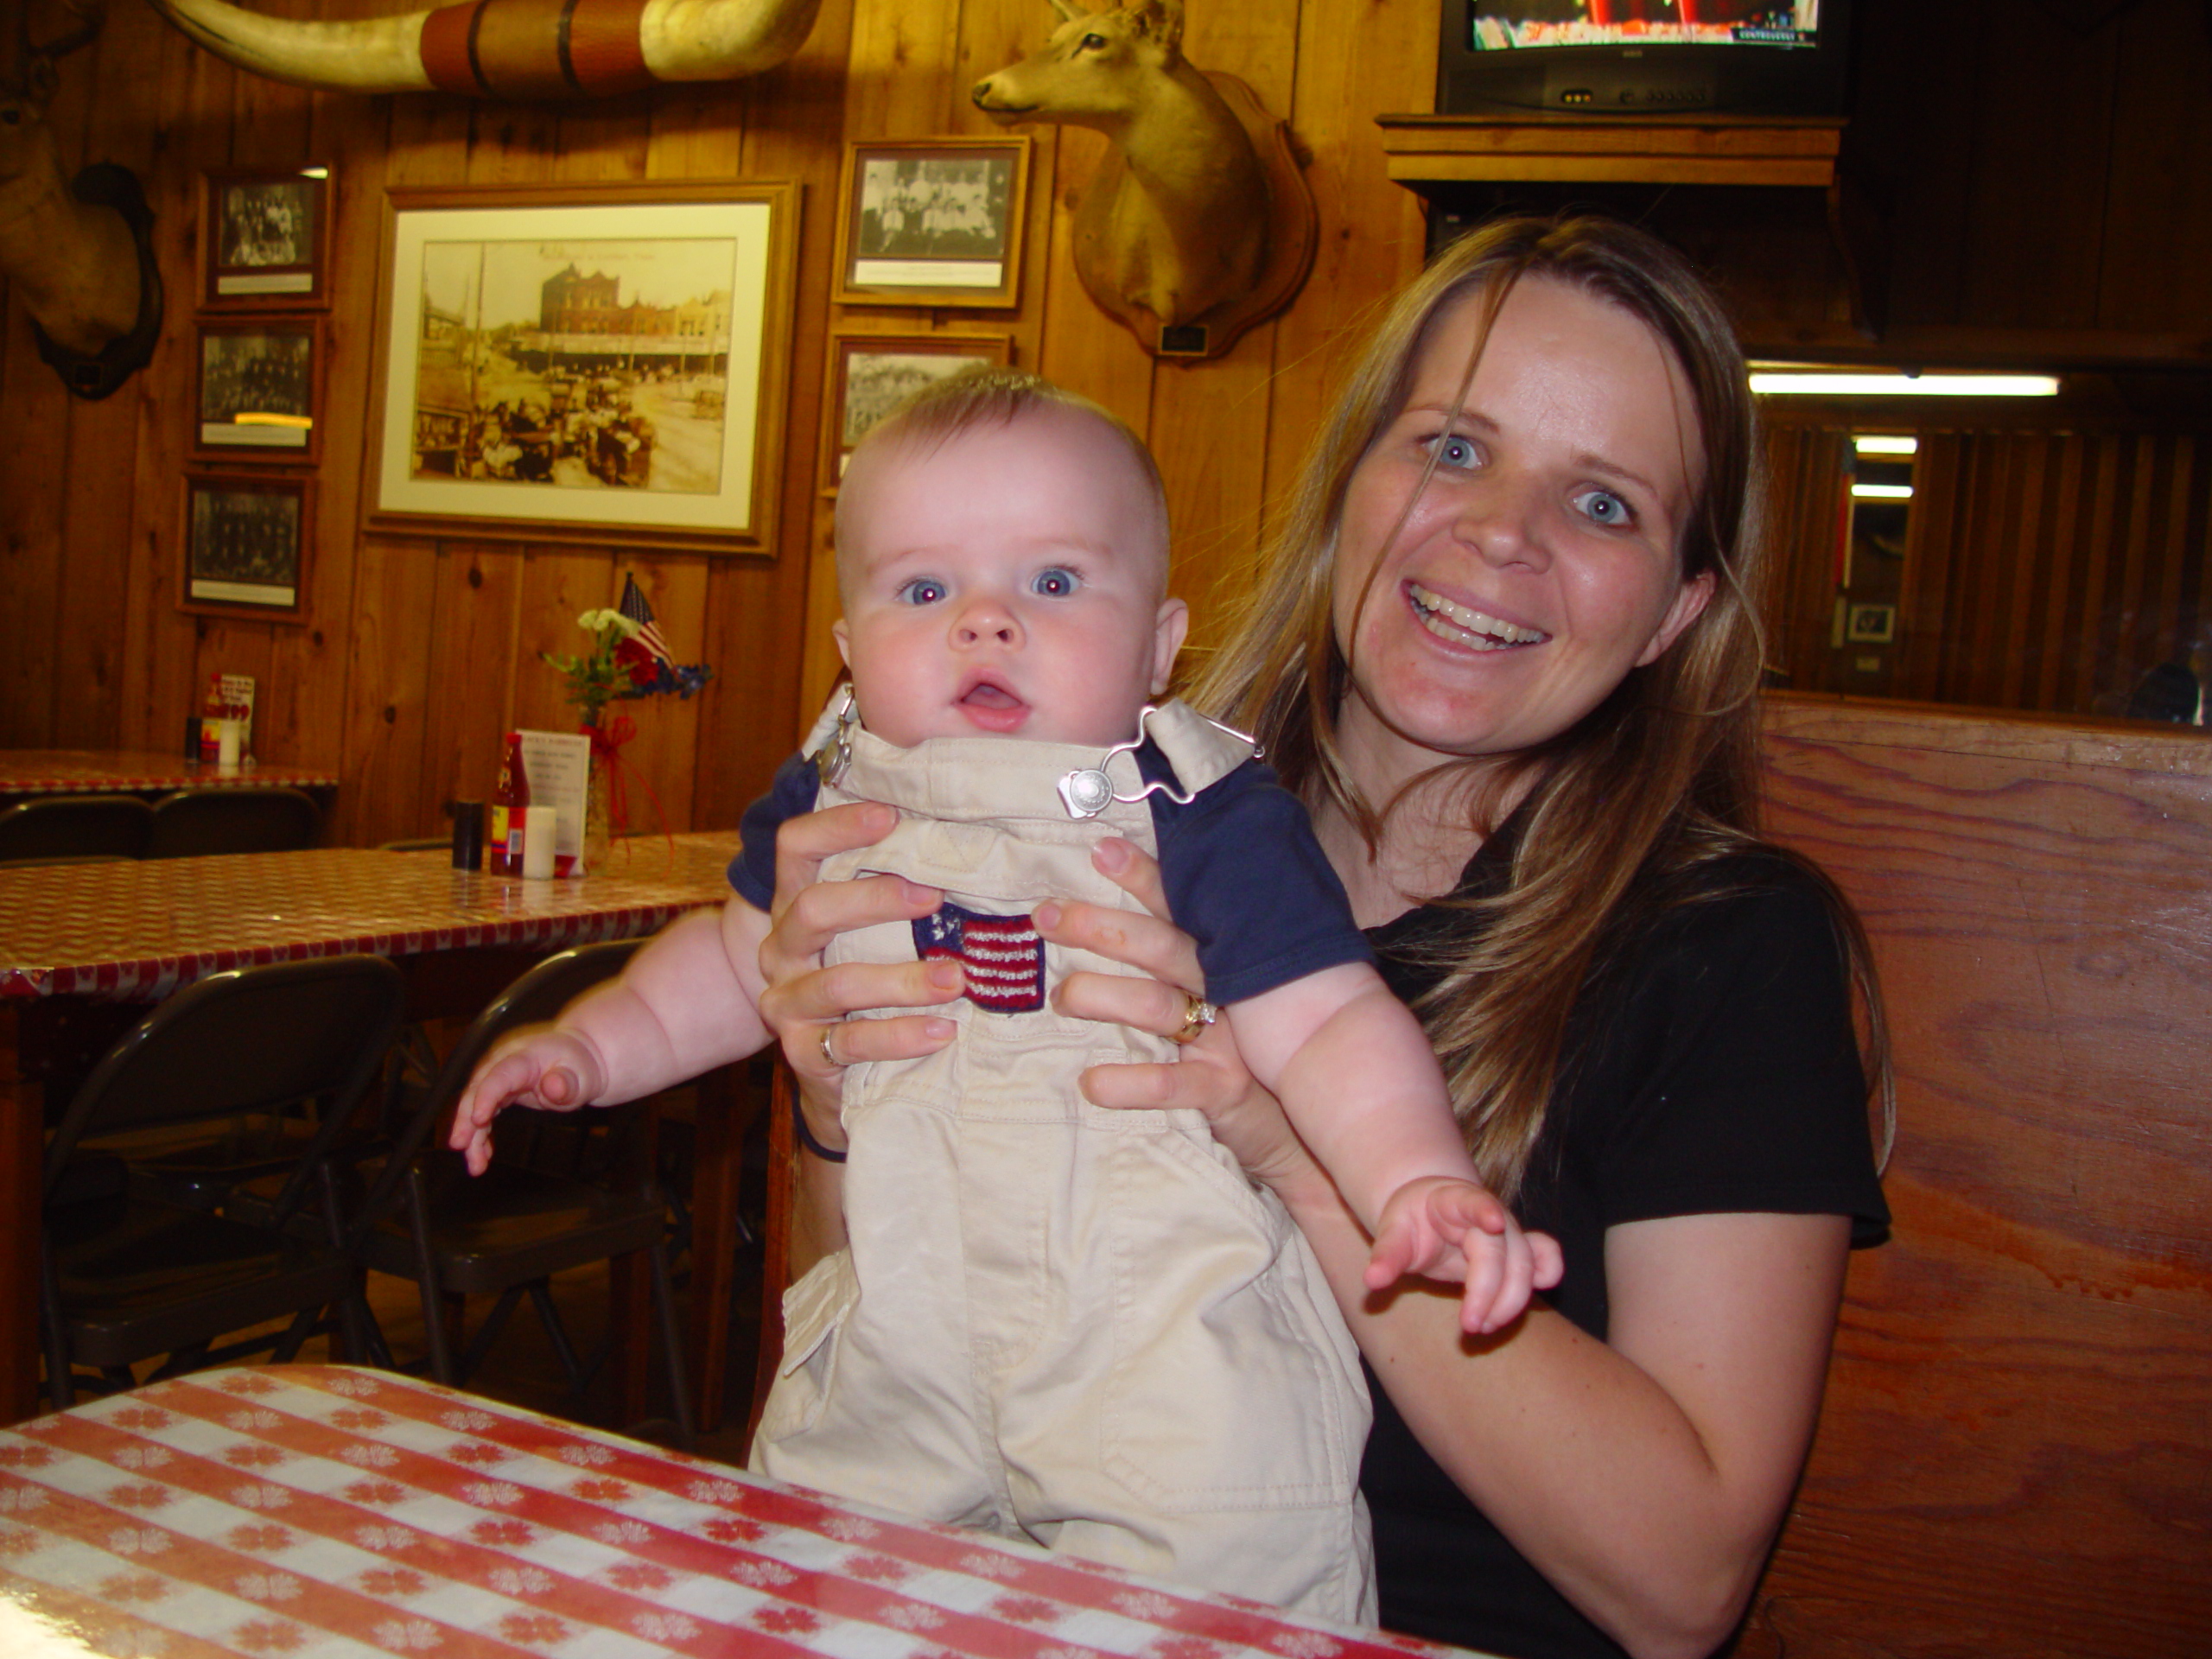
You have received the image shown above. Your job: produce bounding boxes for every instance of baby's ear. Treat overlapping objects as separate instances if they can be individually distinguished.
[831,617,853,669]
[1150,596,1190,694]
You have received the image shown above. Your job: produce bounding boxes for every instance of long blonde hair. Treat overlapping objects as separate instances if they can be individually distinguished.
[1193,214,1887,1200]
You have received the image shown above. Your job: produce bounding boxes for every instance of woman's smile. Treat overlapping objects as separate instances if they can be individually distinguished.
[1405,581,1548,652]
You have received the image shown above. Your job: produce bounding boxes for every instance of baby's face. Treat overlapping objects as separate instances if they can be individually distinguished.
[833,407,1187,748]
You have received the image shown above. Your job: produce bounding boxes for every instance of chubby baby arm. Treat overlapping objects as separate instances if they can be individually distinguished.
[448,896,777,1176]
[1225,963,1560,1332]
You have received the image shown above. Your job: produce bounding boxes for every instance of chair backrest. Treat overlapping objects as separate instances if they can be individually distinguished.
[44,955,409,1224]
[352,940,642,1237]
[0,795,151,861]
[146,787,321,857]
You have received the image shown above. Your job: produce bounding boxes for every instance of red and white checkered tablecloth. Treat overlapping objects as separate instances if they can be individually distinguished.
[0,837,741,1001]
[0,1367,1476,1659]
[0,752,340,798]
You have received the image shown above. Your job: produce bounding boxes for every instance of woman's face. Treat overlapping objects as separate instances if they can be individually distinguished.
[1332,276,1715,794]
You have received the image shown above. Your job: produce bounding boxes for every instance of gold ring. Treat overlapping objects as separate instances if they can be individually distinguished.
[817,1022,843,1068]
[1171,995,1217,1046]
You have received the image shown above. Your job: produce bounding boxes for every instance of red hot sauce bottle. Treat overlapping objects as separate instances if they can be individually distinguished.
[488,731,531,876]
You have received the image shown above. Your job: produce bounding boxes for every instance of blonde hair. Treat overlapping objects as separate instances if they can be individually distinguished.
[1193,214,1888,1199]
[835,365,1170,598]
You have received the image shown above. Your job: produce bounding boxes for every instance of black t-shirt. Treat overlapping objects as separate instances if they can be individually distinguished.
[1359,839,1890,1659]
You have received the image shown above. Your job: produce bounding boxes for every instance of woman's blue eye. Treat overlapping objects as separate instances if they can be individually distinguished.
[898,577,948,605]
[1575,488,1632,527]
[1031,567,1080,598]
[1432,434,1478,470]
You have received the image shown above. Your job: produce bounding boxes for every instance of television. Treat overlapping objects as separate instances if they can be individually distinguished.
[1435,1,1853,118]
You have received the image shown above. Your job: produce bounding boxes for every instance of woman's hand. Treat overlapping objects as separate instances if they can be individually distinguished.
[754,800,963,1150]
[1035,837,1339,1214]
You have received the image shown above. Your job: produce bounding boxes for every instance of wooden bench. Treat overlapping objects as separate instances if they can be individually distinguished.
[1745,695,2212,1657]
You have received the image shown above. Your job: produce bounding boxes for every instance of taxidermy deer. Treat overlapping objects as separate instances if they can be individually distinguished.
[1,0,160,398]
[142,0,823,99]
[973,0,1268,330]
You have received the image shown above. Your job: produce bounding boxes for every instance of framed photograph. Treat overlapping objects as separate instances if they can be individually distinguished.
[194,319,324,463]
[834,138,1029,308]
[821,332,1014,488]
[365,181,798,555]
[203,167,332,307]
[1846,602,1897,645]
[181,474,314,620]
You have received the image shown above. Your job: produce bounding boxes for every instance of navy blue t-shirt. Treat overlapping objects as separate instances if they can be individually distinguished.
[730,741,1373,1007]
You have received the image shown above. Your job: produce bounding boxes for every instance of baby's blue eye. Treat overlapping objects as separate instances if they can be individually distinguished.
[897,577,949,605]
[1031,567,1080,598]
[1574,487,1632,527]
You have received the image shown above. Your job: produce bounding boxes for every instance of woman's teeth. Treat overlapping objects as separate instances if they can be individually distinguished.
[1408,582,1548,651]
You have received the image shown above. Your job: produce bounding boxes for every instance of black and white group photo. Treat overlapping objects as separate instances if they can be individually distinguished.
[855,155,1013,262]
[188,486,301,595]
[200,330,312,427]
[219,179,316,270]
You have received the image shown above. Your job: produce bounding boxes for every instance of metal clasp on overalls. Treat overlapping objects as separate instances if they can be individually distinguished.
[811,688,858,789]
[1056,705,1262,821]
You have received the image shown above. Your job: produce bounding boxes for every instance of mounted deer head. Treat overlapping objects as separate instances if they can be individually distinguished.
[974,0,1303,346]
[143,0,823,99]
[1,0,161,398]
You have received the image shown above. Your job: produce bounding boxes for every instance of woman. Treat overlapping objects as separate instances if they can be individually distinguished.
[757,215,1890,1659]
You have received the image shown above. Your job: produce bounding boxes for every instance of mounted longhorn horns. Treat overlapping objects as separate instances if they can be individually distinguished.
[142,0,825,99]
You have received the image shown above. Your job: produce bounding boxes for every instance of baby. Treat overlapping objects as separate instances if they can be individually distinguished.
[449,369,1555,1623]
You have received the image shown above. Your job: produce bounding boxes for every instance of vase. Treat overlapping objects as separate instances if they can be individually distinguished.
[582,740,614,874]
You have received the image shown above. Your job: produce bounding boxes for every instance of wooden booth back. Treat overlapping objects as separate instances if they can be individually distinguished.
[1744,696,2212,1658]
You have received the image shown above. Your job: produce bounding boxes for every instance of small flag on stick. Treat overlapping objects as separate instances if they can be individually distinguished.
[611,573,714,700]
[618,573,673,666]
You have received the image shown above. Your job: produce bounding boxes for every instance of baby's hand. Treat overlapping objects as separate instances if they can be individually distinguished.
[445,1028,606,1177]
[1365,1176,1566,1336]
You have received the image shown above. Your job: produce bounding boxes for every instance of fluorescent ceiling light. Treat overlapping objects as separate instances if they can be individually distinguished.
[1751,369,2061,397]
[1851,482,1913,499]
[1853,435,1919,455]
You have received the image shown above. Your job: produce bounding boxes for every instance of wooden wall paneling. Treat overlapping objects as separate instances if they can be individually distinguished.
[1141,0,1301,660]
[0,279,74,749]
[416,544,525,830]
[1839,2,1980,332]
[2096,0,2212,334]
[1749,700,2212,1659]
[2069,435,2123,715]
[1997,436,2050,710]
[1892,433,1954,705]
[467,102,560,186]
[285,86,396,800]
[2153,434,2200,664]
[337,536,440,849]
[124,24,239,757]
[1262,0,1430,557]
[607,560,710,832]
[2114,435,2162,697]
[2033,436,2086,714]
[1959,9,2116,331]
[723,2,858,804]
[512,550,617,739]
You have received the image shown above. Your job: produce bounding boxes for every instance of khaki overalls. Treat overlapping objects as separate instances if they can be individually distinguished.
[749,698,1375,1623]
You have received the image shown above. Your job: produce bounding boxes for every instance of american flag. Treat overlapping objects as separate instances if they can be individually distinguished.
[618,573,672,665]
[912,902,1046,1014]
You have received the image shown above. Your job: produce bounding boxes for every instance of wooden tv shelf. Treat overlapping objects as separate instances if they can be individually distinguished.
[1374,111,1844,189]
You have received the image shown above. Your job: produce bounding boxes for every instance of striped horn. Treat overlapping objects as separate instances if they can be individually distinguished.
[142,0,823,99]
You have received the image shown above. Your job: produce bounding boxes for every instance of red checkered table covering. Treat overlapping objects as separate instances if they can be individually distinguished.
[0,836,741,1001]
[0,752,340,798]
[0,1366,1474,1659]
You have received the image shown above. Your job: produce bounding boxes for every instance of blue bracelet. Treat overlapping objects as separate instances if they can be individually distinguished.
[791,1096,848,1163]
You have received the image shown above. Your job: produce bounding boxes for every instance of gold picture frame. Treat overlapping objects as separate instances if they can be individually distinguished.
[833,138,1030,309]
[821,331,1015,491]
[202,166,333,309]
[365,180,799,556]
[193,317,325,465]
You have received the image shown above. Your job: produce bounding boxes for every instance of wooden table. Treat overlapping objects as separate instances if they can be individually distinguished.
[0,1365,1470,1659]
[0,837,743,1426]
[0,749,340,801]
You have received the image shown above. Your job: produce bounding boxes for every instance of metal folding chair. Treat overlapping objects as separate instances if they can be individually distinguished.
[146,786,321,856]
[0,795,151,864]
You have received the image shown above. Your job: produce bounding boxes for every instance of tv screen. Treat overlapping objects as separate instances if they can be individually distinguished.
[1437,1,1850,117]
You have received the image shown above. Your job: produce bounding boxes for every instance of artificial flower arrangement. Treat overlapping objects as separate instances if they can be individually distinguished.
[539,575,714,854]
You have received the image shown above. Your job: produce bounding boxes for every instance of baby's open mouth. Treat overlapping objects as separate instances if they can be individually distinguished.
[1408,582,1548,651]
[957,677,1030,732]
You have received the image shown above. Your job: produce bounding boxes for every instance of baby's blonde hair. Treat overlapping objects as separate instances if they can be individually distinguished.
[834,365,1170,601]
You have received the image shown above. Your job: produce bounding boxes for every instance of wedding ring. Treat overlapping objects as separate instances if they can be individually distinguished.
[817,1022,844,1069]
[1171,994,1217,1046]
